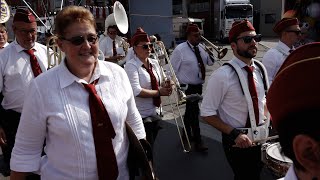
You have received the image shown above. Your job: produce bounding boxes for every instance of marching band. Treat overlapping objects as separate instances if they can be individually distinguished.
[0,0,319,180]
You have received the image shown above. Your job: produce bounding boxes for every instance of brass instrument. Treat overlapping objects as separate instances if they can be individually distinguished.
[153,41,192,153]
[0,0,10,23]
[200,35,228,65]
[103,1,130,66]
[47,35,63,69]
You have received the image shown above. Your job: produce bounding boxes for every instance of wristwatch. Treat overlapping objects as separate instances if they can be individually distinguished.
[230,128,242,141]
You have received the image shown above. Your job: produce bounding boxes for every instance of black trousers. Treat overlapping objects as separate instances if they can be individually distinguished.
[142,115,162,148]
[183,84,202,144]
[1,109,21,171]
[0,109,40,179]
[222,133,263,180]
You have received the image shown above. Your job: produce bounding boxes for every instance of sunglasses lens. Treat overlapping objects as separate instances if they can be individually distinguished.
[254,35,262,42]
[87,36,97,44]
[70,36,85,46]
[142,44,153,49]
[243,37,253,43]
[242,35,261,43]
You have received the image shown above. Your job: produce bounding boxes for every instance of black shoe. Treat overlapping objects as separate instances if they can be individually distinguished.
[195,142,208,152]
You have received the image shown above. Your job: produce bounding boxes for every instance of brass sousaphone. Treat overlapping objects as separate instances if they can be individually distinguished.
[0,0,10,24]
[103,1,130,66]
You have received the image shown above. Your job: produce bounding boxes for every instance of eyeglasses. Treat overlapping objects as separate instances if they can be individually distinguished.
[286,30,302,36]
[136,43,153,50]
[237,34,262,44]
[61,34,98,46]
[16,28,37,35]
[108,31,117,35]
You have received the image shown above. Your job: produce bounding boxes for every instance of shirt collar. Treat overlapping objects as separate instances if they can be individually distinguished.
[13,40,37,53]
[278,40,292,54]
[58,60,111,88]
[232,57,256,69]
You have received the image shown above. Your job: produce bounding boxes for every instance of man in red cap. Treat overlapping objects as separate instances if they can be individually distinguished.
[0,8,49,178]
[201,19,269,179]
[262,17,301,85]
[267,42,320,180]
[171,23,214,152]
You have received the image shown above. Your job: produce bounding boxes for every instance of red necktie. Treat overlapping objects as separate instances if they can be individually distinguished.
[24,49,42,77]
[194,46,206,80]
[142,64,161,107]
[112,40,117,56]
[244,66,259,126]
[82,79,119,180]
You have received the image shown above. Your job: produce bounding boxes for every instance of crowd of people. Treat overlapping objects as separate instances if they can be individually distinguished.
[0,4,318,180]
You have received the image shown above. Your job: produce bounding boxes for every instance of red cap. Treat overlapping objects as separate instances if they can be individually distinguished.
[131,27,150,46]
[273,18,299,34]
[13,9,36,23]
[229,20,255,42]
[267,42,320,130]
[186,23,200,33]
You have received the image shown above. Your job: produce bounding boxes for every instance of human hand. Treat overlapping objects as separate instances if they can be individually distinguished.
[232,134,253,148]
[159,86,172,96]
[0,127,7,147]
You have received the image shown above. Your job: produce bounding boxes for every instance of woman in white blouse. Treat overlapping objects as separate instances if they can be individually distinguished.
[10,6,146,180]
[124,27,172,147]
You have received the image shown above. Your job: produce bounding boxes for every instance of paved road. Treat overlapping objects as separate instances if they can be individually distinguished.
[153,38,281,180]
[0,38,280,180]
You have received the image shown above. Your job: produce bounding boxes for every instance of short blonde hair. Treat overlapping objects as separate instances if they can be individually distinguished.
[54,6,96,37]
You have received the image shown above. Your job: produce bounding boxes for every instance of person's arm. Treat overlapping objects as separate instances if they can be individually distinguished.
[200,68,252,148]
[124,63,170,98]
[122,68,146,140]
[261,51,277,85]
[10,80,46,174]
[0,127,6,146]
[169,48,182,77]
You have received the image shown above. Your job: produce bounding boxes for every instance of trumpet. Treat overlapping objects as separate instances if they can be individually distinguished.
[153,41,192,153]
[200,36,228,65]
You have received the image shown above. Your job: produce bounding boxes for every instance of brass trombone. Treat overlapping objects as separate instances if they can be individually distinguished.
[200,35,228,65]
[47,35,63,69]
[152,40,192,153]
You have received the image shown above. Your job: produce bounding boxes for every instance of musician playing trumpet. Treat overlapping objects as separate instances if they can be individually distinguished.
[124,27,172,148]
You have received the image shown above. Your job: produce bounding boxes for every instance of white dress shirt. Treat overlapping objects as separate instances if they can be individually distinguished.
[99,35,125,58]
[0,42,9,52]
[124,57,163,118]
[170,41,214,85]
[200,58,266,128]
[262,41,292,85]
[11,60,146,180]
[282,165,298,180]
[0,40,48,113]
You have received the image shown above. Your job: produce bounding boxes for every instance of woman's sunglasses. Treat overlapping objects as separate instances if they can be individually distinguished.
[237,34,262,44]
[136,43,153,50]
[61,34,98,46]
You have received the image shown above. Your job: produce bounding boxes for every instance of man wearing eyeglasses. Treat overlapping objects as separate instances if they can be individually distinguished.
[0,8,49,178]
[262,17,301,85]
[171,24,214,152]
[201,20,269,180]
[99,24,126,64]
[0,24,8,51]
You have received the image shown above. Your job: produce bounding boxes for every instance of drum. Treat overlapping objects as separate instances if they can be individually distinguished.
[265,142,293,178]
